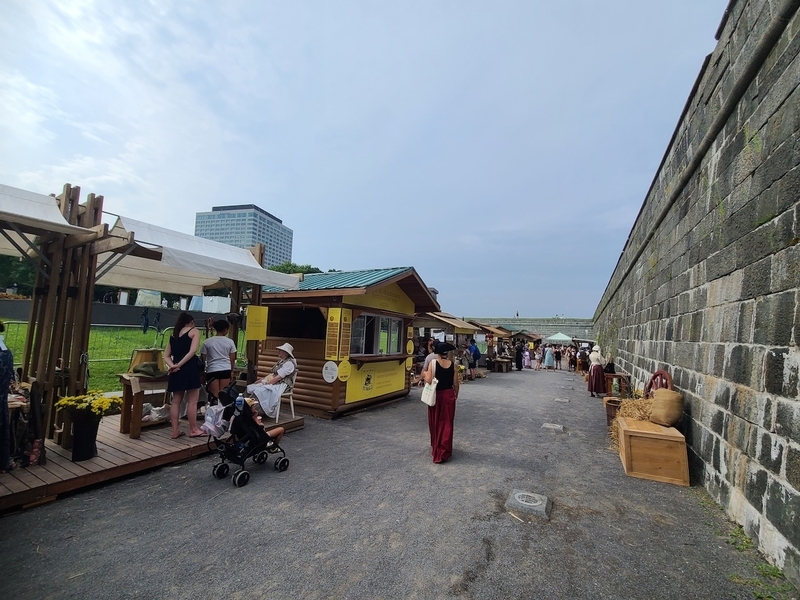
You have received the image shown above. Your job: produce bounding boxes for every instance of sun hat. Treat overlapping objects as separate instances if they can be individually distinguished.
[435,342,456,355]
[276,343,294,358]
[592,345,601,352]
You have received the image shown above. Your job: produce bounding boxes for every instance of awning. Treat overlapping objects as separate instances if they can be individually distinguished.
[544,332,574,344]
[0,184,95,257]
[468,321,510,338]
[95,216,300,295]
[417,312,479,334]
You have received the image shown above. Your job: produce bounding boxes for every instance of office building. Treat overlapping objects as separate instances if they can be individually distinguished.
[194,204,293,267]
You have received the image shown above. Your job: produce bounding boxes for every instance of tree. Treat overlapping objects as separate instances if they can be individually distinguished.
[267,261,324,275]
[0,256,35,297]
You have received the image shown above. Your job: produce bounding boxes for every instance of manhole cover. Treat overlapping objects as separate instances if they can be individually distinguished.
[505,489,552,520]
[515,492,543,506]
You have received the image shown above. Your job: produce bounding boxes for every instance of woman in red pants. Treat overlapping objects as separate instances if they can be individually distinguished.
[423,342,460,463]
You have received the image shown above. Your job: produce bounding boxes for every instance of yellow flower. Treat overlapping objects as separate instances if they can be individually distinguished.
[56,391,122,418]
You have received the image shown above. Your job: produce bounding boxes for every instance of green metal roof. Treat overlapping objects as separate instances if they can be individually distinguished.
[262,267,414,292]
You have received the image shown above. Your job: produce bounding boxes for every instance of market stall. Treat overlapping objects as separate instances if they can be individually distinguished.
[257,267,439,418]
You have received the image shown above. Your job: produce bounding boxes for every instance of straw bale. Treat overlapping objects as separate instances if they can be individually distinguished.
[608,398,654,452]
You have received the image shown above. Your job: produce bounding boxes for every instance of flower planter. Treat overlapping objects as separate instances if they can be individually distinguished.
[71,413,100,461]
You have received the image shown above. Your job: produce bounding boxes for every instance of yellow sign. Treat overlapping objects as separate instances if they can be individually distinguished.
[345,360,407,403]
[337,360,352,382]
[325,307,341,360]
[407,326,413,339]
[245,306,268,341]
[406,340,414,354]
[338,308,352,360]
[343,282,414,315]
[405,357,413,371]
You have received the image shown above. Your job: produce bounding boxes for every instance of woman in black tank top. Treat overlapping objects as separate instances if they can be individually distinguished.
[423,342,460,463]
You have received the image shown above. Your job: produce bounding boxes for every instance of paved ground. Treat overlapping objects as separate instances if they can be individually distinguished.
[1,368,796,599]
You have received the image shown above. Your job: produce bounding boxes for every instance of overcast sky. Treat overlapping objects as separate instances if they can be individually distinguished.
[0,1,727,318]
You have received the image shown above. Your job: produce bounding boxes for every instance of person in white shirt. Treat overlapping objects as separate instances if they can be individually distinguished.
[200,319,237,400]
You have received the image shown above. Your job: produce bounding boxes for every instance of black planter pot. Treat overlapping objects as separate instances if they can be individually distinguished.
[71,414,101,462]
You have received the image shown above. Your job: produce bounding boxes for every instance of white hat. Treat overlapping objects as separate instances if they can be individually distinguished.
[592,345,601,352]
[276,343,294,358]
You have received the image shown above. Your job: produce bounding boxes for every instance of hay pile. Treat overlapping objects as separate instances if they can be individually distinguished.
[608,398,654,452]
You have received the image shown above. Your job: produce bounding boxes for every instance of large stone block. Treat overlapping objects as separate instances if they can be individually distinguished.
[707,245,738,280]
[769,243,800,294]
[737,301,754,343]
[757,430,785,474]
[725,345,755,385]
[754,292,795,346]
[707,269,743,306]
[745,464,769,511]
[786,445,800,491]
[765,478,800,548]
[741,256,772,299]
[775,399,800,444]
[765,347,800,399]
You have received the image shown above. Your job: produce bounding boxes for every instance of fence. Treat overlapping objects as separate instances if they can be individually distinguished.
[1,321,247,367]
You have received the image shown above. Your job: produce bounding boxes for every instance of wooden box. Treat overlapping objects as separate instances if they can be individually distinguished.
[618,417,689,486]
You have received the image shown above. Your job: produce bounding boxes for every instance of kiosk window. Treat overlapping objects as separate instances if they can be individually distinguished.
[351,313,402,355]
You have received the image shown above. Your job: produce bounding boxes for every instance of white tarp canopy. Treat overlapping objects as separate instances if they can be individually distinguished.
[0,184,92,256]
[95,216,300,296]
[544,332,573,344]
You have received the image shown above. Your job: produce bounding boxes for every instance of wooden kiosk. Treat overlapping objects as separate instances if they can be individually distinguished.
[257,267,439,418]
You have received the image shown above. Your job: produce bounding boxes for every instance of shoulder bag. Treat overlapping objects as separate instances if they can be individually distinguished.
[420,360,438,407]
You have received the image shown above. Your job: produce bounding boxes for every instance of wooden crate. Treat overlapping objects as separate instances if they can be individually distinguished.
[618,417,689,486]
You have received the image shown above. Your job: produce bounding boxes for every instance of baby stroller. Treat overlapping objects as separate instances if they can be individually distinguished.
[205,379,289,487]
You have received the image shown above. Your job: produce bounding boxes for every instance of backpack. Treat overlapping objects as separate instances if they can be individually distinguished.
[471,345,481,361]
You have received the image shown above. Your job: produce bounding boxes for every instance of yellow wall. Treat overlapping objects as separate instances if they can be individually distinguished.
[344,282,414,314]
[345,360,407,403]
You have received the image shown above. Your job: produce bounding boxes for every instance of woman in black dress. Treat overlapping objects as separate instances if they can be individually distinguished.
[165,312,203,438]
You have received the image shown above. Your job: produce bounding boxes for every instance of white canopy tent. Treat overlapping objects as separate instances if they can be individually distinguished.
[544,332,574,344]
[95,216,300,295]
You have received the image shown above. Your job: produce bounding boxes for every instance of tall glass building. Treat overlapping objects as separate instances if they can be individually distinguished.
[194,204,293,268]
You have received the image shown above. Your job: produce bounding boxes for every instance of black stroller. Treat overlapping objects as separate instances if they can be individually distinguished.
[205,379,289,487]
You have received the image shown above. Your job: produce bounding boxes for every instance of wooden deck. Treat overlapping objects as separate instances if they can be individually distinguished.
[0,412,304,513]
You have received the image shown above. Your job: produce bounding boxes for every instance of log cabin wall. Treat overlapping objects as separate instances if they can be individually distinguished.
[257,338,335,416]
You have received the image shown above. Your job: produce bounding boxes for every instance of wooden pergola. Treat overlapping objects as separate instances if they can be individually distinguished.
[1,183,299,464]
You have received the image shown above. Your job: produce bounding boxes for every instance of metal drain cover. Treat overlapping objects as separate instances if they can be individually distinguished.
[505,489,552,520]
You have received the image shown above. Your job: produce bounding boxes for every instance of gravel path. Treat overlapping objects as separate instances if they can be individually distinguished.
[1,367,793,599]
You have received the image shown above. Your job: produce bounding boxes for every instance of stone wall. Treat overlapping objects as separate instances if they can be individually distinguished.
[593,0,800,586]
[466,317,594,339]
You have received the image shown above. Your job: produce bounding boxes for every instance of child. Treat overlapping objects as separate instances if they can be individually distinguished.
[200,319,237,400]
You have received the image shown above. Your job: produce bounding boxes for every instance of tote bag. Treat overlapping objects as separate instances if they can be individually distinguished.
[421,361,438,407]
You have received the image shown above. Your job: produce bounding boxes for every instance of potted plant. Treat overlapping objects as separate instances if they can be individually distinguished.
[55,390,122,461]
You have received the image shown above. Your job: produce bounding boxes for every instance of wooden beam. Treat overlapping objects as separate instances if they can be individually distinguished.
[64,223,107,249]
[89,231,135,255]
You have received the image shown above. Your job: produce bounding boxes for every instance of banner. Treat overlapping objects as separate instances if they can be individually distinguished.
[338,308,352,360]
[326,307,342,360]
[245,306,268,341]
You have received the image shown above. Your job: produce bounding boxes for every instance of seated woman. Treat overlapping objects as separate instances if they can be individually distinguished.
[246,343,297,419]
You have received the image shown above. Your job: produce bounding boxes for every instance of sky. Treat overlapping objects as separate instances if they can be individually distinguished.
[0,0,728,319]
